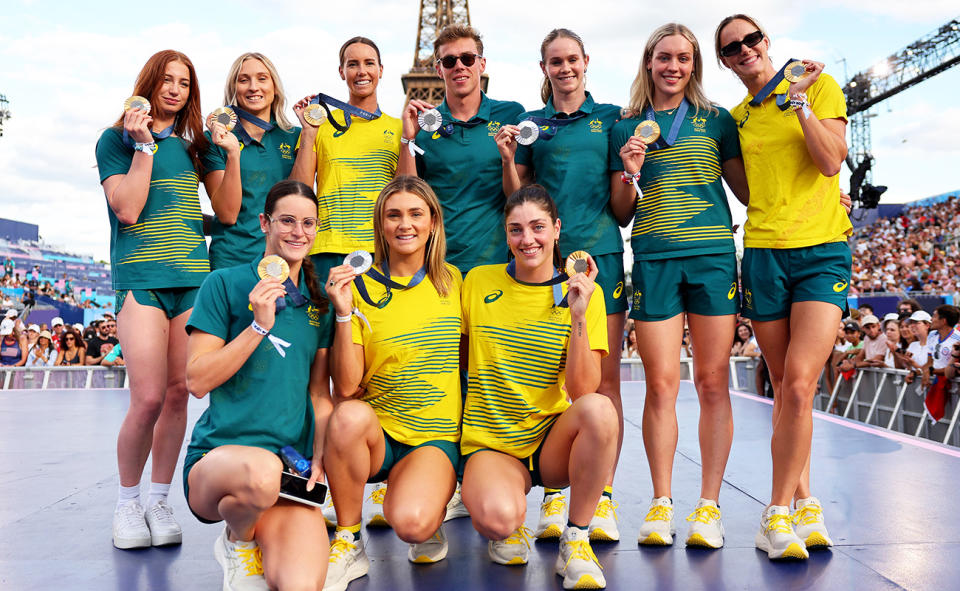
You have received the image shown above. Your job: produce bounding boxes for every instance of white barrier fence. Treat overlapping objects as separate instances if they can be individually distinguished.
[622,356,960,448]
[0,366,128,390]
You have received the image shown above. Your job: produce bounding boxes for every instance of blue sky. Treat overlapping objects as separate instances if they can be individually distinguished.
[0,0,957,261]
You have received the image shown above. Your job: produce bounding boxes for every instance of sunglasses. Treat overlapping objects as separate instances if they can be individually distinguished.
[719,30,764,57]
[436,53,481,69]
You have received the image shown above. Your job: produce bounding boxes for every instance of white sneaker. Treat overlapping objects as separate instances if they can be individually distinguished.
[755,505,809,560]
[366,484,390,528]
[534,492,567,539]
[322,491,337,529]
[685,498,724,549]
[637,497,675,545]
[408,525,448,563]
[555,526,606,589]
[112,501,151,549]
[588,496,620,542]
[444,483,469,522]
[488,526,533,565]
[324,529,370,591]
[144,500,183,546]
[793,496,834,548]
[213,526,268,591]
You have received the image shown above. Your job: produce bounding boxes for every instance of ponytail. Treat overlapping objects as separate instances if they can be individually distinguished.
[299,254,330,314]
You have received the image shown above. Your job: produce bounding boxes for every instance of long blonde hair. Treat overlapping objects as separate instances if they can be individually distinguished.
[626,23,716,117]
[222,52,294,131]
[372,176,453,297]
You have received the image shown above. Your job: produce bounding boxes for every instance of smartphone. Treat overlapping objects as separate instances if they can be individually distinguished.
[278,470,327,508]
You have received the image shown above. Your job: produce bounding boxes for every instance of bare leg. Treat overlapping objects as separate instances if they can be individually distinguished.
[598,311,627,485]
[461,452,530,540]
[383,446,456,543]
[323,400,386,527]
[149,309,190,485]
[258,500,330,591]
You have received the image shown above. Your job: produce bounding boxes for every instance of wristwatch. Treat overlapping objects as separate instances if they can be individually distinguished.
[133,141,157,155]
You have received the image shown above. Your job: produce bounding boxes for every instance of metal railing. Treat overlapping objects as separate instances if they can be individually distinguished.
[0,365,128,390]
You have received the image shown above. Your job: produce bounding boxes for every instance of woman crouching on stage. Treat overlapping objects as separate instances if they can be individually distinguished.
[183,179,334,590]
[459,185,617,590]
[323,175,462,591]
[715,14,852,559]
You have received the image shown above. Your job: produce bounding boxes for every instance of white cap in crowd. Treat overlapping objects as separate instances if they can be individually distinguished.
[883,313,900,322]
[860,314,880,326]
[72,323,84,331]
[4,309,17,318]
[51,317,64,327]
[910,310,932,323]
[27,323,40,332]
[0,318,14,336]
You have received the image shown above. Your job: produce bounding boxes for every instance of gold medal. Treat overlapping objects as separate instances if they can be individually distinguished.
[303,103,326,126]
[257,255,289,282]
[634,120,660,144]
[344,250,373,275]
[565,250,590,276]
[123,96,151,114]
[209,107,237,132]
[784,61,809,83]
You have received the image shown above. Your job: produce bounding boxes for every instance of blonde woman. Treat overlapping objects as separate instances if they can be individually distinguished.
[609,23,748,549]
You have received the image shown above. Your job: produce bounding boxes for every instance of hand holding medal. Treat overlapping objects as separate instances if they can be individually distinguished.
[251,255,289,331]
[122,95,153,144]
[326,251,373,318]
[207,107,241,153]
[564,250,597,317]
[400,100,437,156]
[784,59,823,94]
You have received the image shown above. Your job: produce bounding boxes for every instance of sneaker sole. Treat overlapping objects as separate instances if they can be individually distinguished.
[565,574,605,589]
[685,533,723,549]
[756,534,809,560]
[366,515,391,528]
[638,531,674,546]
[536,524,563,540]
[588,527,619,542]
[151,531,183,546]
[804,532,834,548]
[326,556,371,591]
[408,545,449,564]
[113,535,151,550]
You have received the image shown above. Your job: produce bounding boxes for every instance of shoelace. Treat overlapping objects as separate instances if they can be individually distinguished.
[329,531,359,562]
[235,545,263,576]
[563,539,602,569]
[594,498,618,519]
[149,502,174,522]
[504,526,533,548]
[368,486,386,505]
[644,503,672,522]
[765,513,795,534]
[793,503,823,526]
[543,495,567,517]
[118,504,145,527]
[686,505,721,524]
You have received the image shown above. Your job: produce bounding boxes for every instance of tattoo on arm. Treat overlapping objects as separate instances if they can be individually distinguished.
[577,321,583,338]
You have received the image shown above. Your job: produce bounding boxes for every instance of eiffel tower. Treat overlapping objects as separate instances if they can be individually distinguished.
[401,0,489,105]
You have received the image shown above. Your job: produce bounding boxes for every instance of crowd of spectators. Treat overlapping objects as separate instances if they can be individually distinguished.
[1,258,106,310]
[849,196,960,295]
[0,310,123,368]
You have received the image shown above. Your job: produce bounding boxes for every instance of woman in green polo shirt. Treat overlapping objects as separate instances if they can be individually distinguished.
[183,179,333,591]
[495,27,627,543]
[202,52,302,270]
[95,50,211,551]
[609,23,749,550]
[716,14,851,560]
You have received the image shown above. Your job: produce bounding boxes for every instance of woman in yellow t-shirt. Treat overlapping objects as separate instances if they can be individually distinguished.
[459,185,617,590]
[324,176,462,590]
[715,13,852,560]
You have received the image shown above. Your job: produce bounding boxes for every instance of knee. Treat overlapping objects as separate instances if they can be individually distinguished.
[326,401,376,449]
[236,457,280,512]
[576,394,618,441]
[388,505,438,543]
[778,381,814,416]
[128,391,165,424]
[470,496,525,540]
[695,375,731,407]
[644,378,679,405]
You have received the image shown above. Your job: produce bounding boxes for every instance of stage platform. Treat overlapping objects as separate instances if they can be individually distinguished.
[1,381,957,591]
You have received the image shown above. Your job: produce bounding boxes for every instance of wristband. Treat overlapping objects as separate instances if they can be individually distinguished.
[401,136,424,157]
[789,93,812,119]
[133,141,157,155]
[621,170,643,199]
[250,320,292,357]
[250,319,269,336]
[335,313,352,323]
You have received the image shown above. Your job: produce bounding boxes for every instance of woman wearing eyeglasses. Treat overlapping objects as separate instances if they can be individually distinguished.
[715,14,851,560]
[202,52,302,270]
[609,22,748,550]
[183,179,333,591]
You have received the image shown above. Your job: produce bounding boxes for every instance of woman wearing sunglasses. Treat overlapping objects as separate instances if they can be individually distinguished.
[609,22,748,550]
[715,14,851,560]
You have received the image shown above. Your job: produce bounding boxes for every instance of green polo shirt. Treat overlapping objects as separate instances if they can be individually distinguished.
[414,94,525,273]
[515,93,622,256]
[201,124,301,270]
[184,261,333,464]
[609,106,740,261]
[95,127,210,290]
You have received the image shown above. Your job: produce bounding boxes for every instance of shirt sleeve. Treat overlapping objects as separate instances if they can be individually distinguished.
[185,271,231,340]
[716,108,742,162]
[94,128,133,183]
[585,285,609,356]
[199,130,227,176]
[608,121,631,172]
[809,74,847,121]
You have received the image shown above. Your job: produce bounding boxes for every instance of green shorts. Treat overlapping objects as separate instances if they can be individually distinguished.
[457,419,556,487]
[741,242,851,321]
[629,253,739,322]
[116,287,198,319]
[370,429,460,483]
[310,252,345,296]
[591,252,627,315]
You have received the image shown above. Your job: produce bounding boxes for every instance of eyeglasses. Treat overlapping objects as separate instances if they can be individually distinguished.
[719,30,764,57]
[267,214,318,234]
[436,53,482,69]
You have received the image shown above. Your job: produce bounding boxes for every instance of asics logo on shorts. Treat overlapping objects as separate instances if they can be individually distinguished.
[727,283,737,300]
[832,281,848,293]
[613,282,624,299]
[484,290,503,303]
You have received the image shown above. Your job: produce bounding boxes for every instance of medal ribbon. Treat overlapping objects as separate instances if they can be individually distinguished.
[435,117,486,138]
[122,125,174,147]
[274,277,309,313]
[747,59,799,112]
[505,260,569,308]
[311,93,381,133]
[643,98,690,151]
[230,107,275,145]
[525,111,586,141]
[355,262,427,308]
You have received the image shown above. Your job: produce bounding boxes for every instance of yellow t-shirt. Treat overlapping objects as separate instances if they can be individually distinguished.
[730,73,852,249]
[351,263,462,446]
[309,110,401,255]
[460,264,608,458]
